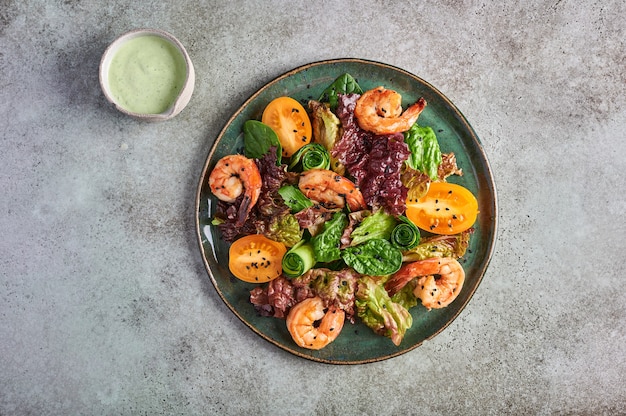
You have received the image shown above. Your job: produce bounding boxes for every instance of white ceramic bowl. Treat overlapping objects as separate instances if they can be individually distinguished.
[99,28,195,121]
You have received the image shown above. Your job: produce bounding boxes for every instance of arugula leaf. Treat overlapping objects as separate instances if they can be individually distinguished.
[342,238,402,276]
[278,185,314,213]
[243,120,282,164]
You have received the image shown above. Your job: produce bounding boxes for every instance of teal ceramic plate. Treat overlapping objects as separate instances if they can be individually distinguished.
[196,58,497,364]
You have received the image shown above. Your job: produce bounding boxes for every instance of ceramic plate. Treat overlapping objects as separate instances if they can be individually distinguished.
[196,58,497,364]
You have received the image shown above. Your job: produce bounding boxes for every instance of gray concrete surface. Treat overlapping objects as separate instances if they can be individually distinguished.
[1,0,625,414]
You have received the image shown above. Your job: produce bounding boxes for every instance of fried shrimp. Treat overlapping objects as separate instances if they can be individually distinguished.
[354,86,427,135]
[385,257,465,310]
[208,154,262,227]
[286,296,345,350]
[298,168,366,211]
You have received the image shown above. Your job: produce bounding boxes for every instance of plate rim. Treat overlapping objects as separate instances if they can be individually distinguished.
[195,57,498,365]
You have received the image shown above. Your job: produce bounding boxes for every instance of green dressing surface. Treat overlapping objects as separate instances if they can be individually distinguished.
[108,35,187,114]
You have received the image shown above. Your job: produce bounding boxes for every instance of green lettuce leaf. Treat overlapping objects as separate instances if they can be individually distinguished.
[349,211,397,246]
[308,100,344,175]
[390,279,418,310]
[401,229,472,262]
[266,214,302,247]
[356,276,413,346]
[404,123,442,180]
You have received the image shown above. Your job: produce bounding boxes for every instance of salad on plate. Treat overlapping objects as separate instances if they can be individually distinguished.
[206,73,479,350]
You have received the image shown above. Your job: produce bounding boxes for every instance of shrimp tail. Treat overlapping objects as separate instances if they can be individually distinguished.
[236,195,253,227]
[384,273,413,297]
[404,97,427,123]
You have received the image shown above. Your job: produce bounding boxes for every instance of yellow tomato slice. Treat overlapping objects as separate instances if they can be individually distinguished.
[228,234,287,283]
[405,182,478,235]
[261,96,312,157]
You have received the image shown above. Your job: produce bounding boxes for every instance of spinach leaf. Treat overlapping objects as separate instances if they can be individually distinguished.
[319,73,363,111]
[404,123,442,180]
[311,211,347,263]
[243,120,282,164]
[342,238,402,276]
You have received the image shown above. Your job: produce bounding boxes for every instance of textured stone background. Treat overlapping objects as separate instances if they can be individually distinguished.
[1,1,625,414]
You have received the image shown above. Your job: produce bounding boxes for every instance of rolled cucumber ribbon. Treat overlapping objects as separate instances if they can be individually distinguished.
[390,215,421,251]
[282,240,316,278]
[288,143,330,172]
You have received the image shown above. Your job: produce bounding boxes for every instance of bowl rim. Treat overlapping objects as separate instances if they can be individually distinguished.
[98,28,195,121]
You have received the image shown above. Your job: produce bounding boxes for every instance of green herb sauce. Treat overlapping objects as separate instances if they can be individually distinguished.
[108,35,187,114]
